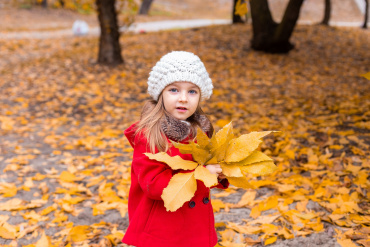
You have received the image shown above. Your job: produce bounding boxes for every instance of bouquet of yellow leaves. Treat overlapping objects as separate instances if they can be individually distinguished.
[144,122,277,212]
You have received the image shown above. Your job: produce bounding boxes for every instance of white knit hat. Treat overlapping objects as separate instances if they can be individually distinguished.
[147,51,213,101]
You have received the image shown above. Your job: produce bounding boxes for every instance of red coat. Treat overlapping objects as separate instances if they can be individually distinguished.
[122,122,229,247]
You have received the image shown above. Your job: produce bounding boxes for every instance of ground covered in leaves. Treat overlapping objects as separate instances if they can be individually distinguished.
[0,23,369,246]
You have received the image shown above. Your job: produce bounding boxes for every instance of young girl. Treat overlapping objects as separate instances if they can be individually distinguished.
[122,51,229,247]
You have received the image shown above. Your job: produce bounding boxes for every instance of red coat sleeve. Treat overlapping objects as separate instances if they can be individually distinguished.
[211,178,229,189]
[131,135,173,201]
[215,178,229,189]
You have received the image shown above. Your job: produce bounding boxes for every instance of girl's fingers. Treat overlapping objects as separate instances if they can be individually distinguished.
[208,164,221,168]
[205,164,223,174]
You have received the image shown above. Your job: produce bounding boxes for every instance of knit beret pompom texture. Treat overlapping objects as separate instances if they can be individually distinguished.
[147,51,213,101]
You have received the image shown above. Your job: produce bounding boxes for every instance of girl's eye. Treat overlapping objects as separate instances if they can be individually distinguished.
[189,90,197,94]
[169,88,178,92]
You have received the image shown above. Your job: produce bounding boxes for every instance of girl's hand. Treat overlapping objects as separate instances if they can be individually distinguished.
[205,164,225,178]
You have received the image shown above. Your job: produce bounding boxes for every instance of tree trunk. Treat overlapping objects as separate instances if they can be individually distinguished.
[250,0,304,53]
[250,0,277,50]
[245,1,251,24]
[42,0,47,8]
[233,0,244,24]
[321,0,331,25]
[363,0,369,28]
[273,0,304,51]
[59,0,65,7]
[139,0,154,15]
[96,0,123,65]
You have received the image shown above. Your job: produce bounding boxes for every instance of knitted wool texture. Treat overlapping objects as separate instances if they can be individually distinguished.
[147,51,213,101]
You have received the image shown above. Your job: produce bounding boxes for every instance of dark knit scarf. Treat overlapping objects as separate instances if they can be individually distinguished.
[161,112,212,142]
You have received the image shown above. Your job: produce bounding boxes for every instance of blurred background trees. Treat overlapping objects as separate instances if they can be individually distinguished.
[363,0,369,28]
[96,0,123,64]
[6,0,368,62]
[249,0,304,53]
[321,0,331,25]
[139,0,154,15]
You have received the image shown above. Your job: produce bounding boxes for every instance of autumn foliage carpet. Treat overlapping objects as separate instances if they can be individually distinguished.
[0,24,369,246]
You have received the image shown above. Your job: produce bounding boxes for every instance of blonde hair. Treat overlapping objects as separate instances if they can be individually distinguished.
[135,94,213,153]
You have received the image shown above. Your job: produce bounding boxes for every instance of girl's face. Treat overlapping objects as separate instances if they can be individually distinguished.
[162,81,200,120]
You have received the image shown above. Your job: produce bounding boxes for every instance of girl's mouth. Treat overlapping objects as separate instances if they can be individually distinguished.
[176,107,188,112]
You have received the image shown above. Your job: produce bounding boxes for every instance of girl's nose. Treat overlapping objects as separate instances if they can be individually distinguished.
[179,92,188,102]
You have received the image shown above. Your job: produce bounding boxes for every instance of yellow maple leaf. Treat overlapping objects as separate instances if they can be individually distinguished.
[145,152,198,170]
[361,72,370,80]
[227,176,252,189]
[236,190,256,207]
[211,199,226,212]
[62,194,86,205]
[35,231,52,247]
[278,226,294,239]
[234,0,248,16]
[236,151,272,165]
[194,165,218,187]
[0,226,15,239]
[0,215,8,225]
[0,116,15,131]
[337,238,357,247]
[93,202,113,216]
[86,175,105,187]
[246,214,280,226]
[245,237,262,245]
[259,196,279,211]
[17,224,39,240]
[211,121,234,162]
[239,161,277,176]
[264,236,277,245]
[161,172,197,212]
[0,198,24,211]
[68,225,90,242]
[357,239,370,247]
[107,74,118,85]
[190,144,212,165]
[171,140,211,165]
[105,230,125,245]
[170,141,193,153]
[261,223,279,235]
[219,228,237,242]
[22,210,49,222]
[40,205,57,216]
[0,183,17,197]
[59,171,81,183]
[220,163,243,177]
[52,211,68,225]
[196,127,211,148]
[225,131,272,163]
[99,182,124,203]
